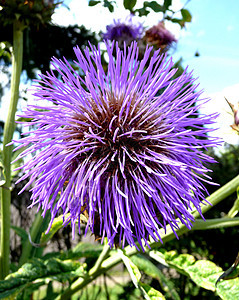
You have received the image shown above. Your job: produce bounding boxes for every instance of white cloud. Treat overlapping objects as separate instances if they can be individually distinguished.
[203,83,239,145]
[51,5,74,27]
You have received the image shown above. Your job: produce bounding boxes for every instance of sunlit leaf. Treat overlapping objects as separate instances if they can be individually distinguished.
[151,249,239,300]
[144,1,163,12]
[123,0,136,11]
[131,254,180,300]
[119,250,141,288]
[0,257,85,299]
[181,8,192,22]
[139,282,166,300]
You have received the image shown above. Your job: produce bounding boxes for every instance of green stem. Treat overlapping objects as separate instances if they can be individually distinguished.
[57,243,111,300]
[193,217,239,230]
[195,174,239,218]
[228,196,239,218]
[19,211,43,266]
[0,20,24,279]
[88,243,110,276]
[57,174,239,299]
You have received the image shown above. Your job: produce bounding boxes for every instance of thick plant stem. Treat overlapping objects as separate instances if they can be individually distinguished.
[57,174,239,299]
[19,211,43,266]
[0,20,24,279]
[196,174,239,217]
[193,217,239,230]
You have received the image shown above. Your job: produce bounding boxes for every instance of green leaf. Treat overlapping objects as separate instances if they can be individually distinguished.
[144,1,163,12]
[135,7,150,16]
[123,0,137,11]
[45,281,58,299]
[186,260,221,291]
[164,250,195,276]
[171,17,186,28]
[163,0,172,10]
[0,285,29,300]
[11,225,28,243]
[72,242,104,258]
[40,214,70,245]
[217,278,239,300]
[11,146,27,180]
[151,249,239,300]
[103,0,114,12]
[139,282,166,300]
[181,8,192,22]
[119,250,141,288]
[42,242,104,262]
[131,254,180,300]
[0,257,85,298]
[88,0,101,6]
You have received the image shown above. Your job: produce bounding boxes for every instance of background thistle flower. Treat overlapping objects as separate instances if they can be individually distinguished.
[103,15,143,48]
[13,41,219,250]
[143,21,177,51]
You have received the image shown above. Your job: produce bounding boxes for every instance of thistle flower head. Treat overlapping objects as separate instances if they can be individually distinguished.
[14,41,219,250]
[144,21,177,51]
[103,15,143,47]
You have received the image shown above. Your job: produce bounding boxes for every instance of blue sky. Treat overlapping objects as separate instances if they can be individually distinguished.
[173,0,239,93]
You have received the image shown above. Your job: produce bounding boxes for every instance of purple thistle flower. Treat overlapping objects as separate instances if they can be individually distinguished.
[103,15,143,47]
[14,41,219,250]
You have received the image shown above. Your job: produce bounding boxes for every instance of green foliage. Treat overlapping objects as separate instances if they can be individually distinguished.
[43,242,104,261]
[123,0,137,11]
[131,254,180,300]
[89,0,115,12]
[0,41,12,61]
[139,282,165,300]
[0,257,85,299]
[0,23,98,80]
[119,250,141,288]
[89,0,101,6]
[143,1,164,12]
[72,284,141,300]
[11,225,28,244]
[168,8,192,27]
[0,0,60,27]
[140,282,165,300]
[87,0,192,27]
[181,9,192,22]
[40,214,71,246]
[119,250,165,300]
[149,249,239,300]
